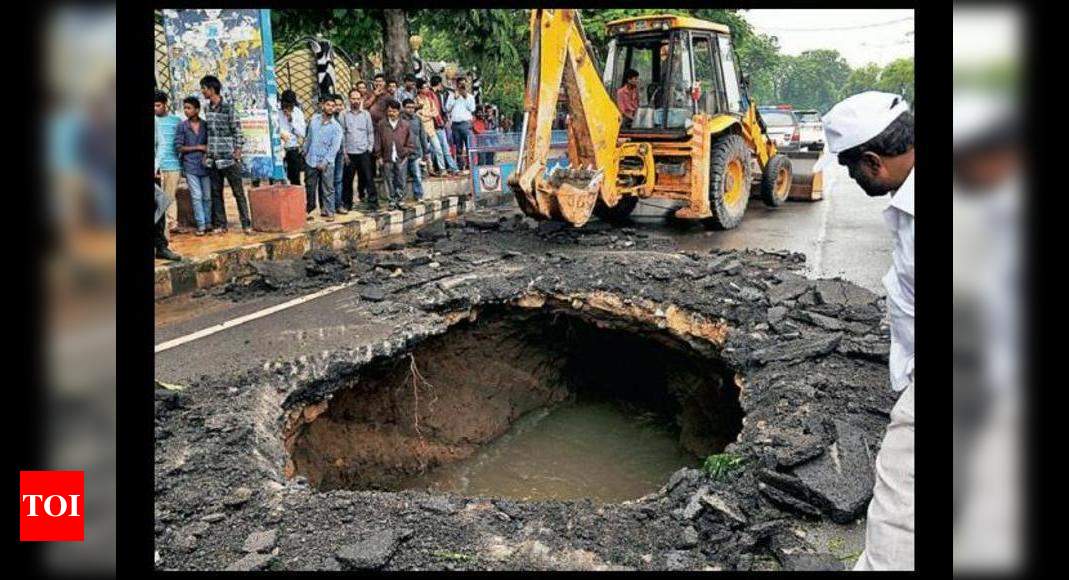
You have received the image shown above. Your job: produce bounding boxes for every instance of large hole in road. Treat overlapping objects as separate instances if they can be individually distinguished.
[284,303,743,502]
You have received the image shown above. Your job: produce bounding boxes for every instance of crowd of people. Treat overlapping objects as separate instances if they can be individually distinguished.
[154,71,510,261]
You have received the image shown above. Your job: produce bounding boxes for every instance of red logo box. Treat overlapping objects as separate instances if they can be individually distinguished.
[19,471,84,542]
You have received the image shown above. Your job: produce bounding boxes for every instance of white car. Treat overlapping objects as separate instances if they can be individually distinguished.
[792,109,825,151]
[758,107,801,152]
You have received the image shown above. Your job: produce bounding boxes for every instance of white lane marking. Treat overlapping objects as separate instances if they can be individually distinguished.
[154,280,358,353]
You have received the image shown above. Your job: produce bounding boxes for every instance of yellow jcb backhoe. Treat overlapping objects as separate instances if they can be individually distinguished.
[509,10,823,228]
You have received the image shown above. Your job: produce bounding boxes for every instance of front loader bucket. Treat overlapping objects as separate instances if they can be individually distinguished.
[782,150,826,201]
[510,165,604,227]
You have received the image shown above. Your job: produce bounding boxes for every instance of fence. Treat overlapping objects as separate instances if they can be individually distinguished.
[465,130,570,198]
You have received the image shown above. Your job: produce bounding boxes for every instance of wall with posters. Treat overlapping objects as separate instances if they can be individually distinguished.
[162,8,283,180]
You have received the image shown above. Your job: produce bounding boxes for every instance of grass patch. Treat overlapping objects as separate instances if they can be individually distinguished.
[827,536,845,554]
[702,452,746,481]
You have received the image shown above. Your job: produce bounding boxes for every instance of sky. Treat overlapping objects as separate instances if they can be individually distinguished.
[742,9,914,68]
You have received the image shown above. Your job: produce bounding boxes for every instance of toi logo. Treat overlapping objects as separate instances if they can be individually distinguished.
[19,471,84,542]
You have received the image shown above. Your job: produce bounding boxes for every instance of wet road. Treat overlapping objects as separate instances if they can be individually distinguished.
[155,163,894,384]
[629,162,892,293]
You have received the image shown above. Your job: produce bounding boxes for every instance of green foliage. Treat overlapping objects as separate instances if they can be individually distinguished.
[267,9,914,119]
[954,59,1019,94]
[412,10,528,117]
[778,49,851,113]
[843,63,882,100]
[876,57,915,104]
[702,452,746,481]
[271,9,382,58]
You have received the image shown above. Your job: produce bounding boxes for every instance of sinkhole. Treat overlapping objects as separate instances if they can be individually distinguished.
[284,301,744,502]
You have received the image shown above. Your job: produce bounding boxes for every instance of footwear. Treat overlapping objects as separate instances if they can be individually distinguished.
[320,211,328,217]
[337,207,349,215]
[325,215,335,222]
[306,213,315,221]
[156,248,182,261]
[243,227,254,235]
[214,228,228,236]
[195,229,206,237]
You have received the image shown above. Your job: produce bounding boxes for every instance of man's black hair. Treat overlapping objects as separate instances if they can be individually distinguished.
[624,69,640,82]
[402,98,415,107]
[182,96,200,109]
[838,110,914,166]
[332,94,343,101]
[416,78,426,90]
[404,74,416,83]
[387,78,398,86]
[374,73,385,80]
[386,99,401,111]
[430,75,442,87]
[349,87,362,96]
[199,75,222,94]
[154,90,169,104]
[280,89,298,105]
[319,94,333,104]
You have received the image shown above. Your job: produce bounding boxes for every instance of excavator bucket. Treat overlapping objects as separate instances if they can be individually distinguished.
[509,9,621,228]
[510,164,605,227]
[782,150,827,201]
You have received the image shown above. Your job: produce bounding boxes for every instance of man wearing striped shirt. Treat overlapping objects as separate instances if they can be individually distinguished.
[199,75,253,235]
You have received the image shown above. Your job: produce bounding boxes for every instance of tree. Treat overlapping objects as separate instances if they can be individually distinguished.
[876,57,914,105]
[842,63,882,99]
[736,32,783,106]
[272,9,381,58]
[412,10,528,116]
[266,10,914,120]
[381,10,411,82]
[778,49,851,113]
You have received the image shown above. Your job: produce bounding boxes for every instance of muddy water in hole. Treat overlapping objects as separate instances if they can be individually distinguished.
[400,400,699,502]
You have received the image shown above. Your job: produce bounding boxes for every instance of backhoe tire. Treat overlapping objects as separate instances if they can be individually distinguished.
[703,134,752,230]
[760,153,793,207]
[593,196,639,223]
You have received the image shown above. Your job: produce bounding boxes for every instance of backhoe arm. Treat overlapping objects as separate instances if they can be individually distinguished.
[509,9,623,227]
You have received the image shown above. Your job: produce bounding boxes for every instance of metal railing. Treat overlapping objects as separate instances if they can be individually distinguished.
[463,130,571,197]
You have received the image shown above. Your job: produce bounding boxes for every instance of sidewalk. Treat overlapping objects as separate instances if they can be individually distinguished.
[155,174,479,300]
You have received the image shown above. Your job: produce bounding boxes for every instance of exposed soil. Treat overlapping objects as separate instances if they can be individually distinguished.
[154,207,895,571]
[285,305,742,493]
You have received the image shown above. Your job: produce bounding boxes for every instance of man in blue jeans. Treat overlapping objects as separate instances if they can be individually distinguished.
[173,96,213,235]
[302,95,343,222]
[445,77,476,173]
[331,94,347,214]
[402,98,430,202]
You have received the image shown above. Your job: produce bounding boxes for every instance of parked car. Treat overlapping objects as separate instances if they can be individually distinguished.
[792,109,825,151]
[758,106,800,152]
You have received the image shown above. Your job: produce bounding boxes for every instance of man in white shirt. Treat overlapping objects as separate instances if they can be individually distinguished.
[816,91,915,570]
[444,78,477,173]
[278,91,306,186]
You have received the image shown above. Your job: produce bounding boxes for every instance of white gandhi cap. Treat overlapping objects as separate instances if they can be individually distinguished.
[812,91,911,172]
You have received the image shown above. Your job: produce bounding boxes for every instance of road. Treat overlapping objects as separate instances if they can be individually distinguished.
[629,162,891,293]
[155,163,893,384]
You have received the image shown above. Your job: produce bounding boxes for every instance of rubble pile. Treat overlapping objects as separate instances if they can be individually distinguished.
[155,208,894,571]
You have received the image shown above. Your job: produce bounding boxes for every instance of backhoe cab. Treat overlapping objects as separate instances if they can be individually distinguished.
[510,11,812,228]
